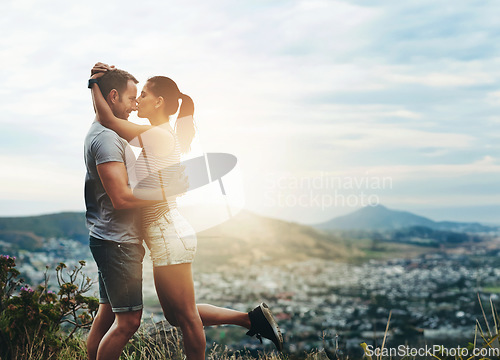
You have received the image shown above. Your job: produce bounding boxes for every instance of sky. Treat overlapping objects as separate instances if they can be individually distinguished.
[1,0,500,225]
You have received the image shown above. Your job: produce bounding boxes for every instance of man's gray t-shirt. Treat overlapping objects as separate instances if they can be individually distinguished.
[84,121,140,244]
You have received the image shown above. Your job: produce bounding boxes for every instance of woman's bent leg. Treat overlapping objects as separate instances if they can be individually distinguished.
[153,263,205,360]
[197,304,250,328]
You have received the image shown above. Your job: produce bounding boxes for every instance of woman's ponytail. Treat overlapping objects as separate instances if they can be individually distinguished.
[176,93,196,154]
[147,76,197,154]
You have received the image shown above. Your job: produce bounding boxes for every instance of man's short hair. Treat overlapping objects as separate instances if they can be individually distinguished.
[97,69,139,99]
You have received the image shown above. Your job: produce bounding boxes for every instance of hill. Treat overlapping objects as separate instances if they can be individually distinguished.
[0,212,88,244]
[315,205,497,233]
[0,231,44,250]
[0,208,495,268]
[194,210,360,270]
[0,210,361,267]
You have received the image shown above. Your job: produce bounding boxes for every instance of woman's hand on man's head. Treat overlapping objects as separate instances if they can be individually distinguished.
[90,62,116,79]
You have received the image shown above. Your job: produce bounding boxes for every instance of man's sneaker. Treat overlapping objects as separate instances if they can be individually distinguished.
[246,302,284,351]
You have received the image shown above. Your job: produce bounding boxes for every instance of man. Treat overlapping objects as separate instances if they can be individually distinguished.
[84,66,154,360]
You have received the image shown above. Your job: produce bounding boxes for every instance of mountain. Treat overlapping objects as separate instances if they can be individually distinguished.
[1,207,496,269]
[0,210,356,267]
[0,231,44,250]
[195,210,355,270]
[315,204,498,232]
[0,212,88,244]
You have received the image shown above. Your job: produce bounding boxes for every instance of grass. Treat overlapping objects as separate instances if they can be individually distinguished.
[1,323,290,360]
[4,294,500,360]
[5,307,500,360]
[482,287,500,294]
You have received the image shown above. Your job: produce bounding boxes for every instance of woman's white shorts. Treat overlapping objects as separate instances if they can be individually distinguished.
[144,209,197,267]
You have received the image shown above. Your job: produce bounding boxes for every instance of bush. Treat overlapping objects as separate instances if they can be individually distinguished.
[0,255,98,360]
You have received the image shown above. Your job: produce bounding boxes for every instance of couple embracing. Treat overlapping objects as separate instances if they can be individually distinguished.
[83,63,283,360]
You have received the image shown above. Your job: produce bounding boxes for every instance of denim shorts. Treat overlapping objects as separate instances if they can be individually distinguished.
[89,236,145,313]
[144,209,197,267]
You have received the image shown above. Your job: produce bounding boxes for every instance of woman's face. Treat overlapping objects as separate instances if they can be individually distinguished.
[136,82,158,119]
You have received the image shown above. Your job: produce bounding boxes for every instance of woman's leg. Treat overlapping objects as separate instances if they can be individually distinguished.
[154,275,250,328]
[196,304,251,328]
[153,263,205,360]
[154,265,283,353]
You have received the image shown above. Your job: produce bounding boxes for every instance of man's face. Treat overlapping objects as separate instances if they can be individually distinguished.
[112,80,138,120]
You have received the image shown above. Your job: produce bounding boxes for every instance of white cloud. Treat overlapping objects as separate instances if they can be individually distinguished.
[0,0,499,220]
[362,156,500,179]
[381,67,495,87]
[486,91,500,106]
[0,154,83,201]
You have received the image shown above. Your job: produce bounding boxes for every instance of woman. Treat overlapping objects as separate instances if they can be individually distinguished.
[89,63,283,359]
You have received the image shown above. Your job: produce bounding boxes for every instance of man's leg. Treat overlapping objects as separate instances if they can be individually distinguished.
[89,238,145,359]
[87,303,115,360]
[95,309,142,360]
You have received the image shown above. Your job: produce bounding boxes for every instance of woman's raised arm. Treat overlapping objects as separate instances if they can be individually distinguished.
[90,75,151,142]
[89,65,175,156]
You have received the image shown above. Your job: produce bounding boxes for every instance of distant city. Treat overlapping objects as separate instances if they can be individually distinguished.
[1,205,500,357]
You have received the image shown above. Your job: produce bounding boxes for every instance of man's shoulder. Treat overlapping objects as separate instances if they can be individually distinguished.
[86,122,127,146]
[86,121,119,140]
[85,122,127,158]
